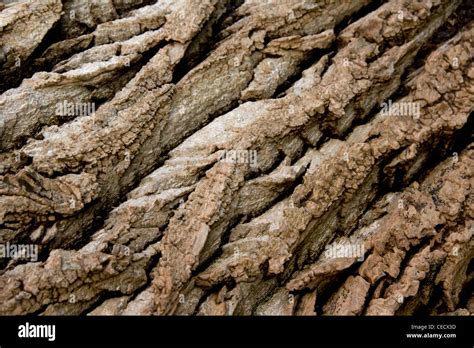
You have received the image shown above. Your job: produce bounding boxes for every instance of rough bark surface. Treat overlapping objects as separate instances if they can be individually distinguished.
[0,0,472,316]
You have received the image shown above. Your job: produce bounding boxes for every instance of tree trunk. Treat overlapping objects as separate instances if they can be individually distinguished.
[0,0,472,316]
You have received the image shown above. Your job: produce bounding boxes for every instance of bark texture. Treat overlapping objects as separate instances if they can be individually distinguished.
[0,0,472,316]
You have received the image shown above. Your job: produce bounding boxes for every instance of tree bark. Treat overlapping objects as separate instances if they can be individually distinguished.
[0,0,472,316]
